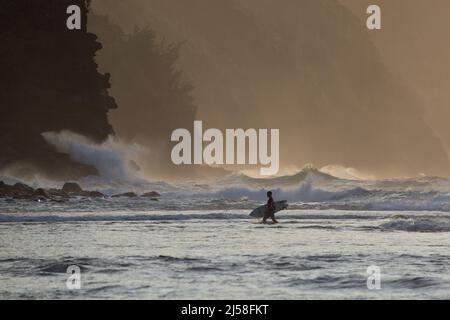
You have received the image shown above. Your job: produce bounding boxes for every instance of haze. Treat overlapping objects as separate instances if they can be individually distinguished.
[90,0,450,179]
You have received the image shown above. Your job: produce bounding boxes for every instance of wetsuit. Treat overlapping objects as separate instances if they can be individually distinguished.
[263,196,276,222]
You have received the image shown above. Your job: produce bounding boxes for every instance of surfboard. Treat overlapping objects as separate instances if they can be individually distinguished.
[249,200,288,218]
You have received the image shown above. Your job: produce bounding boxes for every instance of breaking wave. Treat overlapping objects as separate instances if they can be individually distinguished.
[196,183,450,212]
[42,131,145,183]
[380,218,450,233]
[207,183,371,202]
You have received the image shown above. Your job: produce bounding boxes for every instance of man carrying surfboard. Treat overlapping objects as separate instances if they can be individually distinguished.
[263,191,279,224]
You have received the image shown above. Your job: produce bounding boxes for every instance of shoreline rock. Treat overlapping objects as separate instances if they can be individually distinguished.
[0,181,107,202]
[33,188,51,199]
[142,191,161,198]
[62,182,83,194]
[0,181,163,202]
[112,192,138,198]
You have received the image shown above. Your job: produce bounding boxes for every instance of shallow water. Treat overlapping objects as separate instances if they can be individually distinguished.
[1,207,449,299]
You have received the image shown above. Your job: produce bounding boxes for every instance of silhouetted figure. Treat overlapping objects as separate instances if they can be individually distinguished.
[263,191,278,224]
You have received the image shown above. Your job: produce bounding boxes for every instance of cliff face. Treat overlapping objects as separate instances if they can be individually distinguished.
[0,0,117,179]
[88,14,198,178]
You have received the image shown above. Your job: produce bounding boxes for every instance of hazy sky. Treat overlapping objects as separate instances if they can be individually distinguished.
[341,0,450,156]
[90,0,450,179]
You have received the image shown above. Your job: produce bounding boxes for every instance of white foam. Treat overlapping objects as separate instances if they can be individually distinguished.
[380,218,450,232]
[42,131,144,183]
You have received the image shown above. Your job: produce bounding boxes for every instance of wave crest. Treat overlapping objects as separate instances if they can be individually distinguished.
[380,218,450,232]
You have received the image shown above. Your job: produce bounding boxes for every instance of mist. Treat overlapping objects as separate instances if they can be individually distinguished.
[90,0,450,179]
[341,0,450,161]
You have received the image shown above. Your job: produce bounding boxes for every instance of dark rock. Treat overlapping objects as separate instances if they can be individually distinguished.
[2,182,35,199]
[13,182,34,195]
[0,181,7,197]
[62,182,83,194]
[0,181,105,200]
[48,189,69,198]
[33,188,51,199]
[0,182,11,198]
[0,1,117,180]
[141,191,161,198]
[82,191,105,198]
[112,192,138,198]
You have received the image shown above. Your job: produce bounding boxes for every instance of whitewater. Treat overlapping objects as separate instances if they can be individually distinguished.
[1,169,449,299]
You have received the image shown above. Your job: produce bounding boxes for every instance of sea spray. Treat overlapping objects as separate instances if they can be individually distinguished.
[42,131,144,183]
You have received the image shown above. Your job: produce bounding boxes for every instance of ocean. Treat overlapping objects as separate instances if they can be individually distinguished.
[1,190,449,299]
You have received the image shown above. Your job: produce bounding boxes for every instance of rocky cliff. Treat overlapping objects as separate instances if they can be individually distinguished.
[0,0,117,179]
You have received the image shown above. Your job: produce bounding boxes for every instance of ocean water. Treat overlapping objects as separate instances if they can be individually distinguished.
[1,197,449,300]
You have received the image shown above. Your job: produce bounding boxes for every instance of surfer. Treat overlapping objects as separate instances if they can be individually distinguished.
[263,191,278,224]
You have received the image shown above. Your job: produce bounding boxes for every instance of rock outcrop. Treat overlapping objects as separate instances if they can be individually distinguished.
[0,0,117,180]
[0,181,105,201]
[62,182,83,194]
[112,192,138,198]
[0,181,168,202]
[141,191,161,198]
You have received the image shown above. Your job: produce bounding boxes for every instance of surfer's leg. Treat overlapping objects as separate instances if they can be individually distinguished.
[262,210,270,223]
[270,211,278,223]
